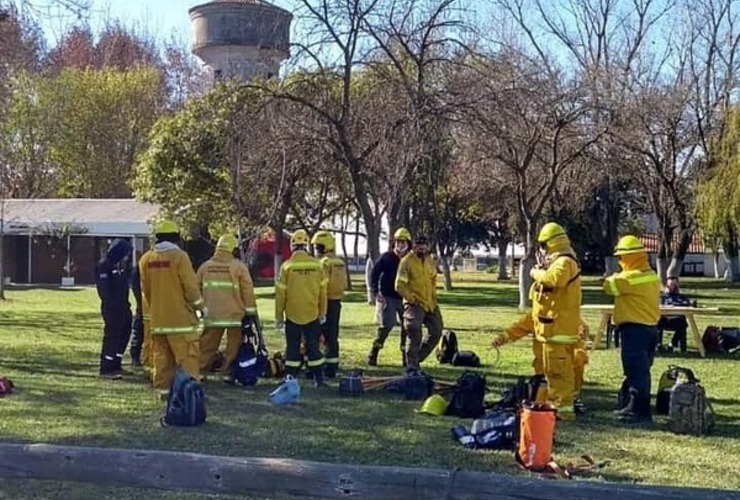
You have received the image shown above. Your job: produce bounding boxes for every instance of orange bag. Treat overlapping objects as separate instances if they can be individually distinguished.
[516,402,557,470]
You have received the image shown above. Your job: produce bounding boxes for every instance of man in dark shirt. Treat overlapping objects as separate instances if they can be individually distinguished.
[95,239,133,379]
[658,277,692,353]
[367,227,412,366]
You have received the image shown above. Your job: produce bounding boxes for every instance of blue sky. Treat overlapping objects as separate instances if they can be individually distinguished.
[14,0,292,47]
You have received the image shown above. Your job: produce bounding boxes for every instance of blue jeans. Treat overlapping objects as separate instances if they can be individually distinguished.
[619,324,658,399]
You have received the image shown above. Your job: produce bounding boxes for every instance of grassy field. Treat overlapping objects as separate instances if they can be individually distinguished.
[1,273,740,499]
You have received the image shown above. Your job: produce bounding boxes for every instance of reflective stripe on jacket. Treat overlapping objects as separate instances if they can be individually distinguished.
[197,250,258,328]
[604,269,661,326]
[139,242,203,335]
[275,251,328,325]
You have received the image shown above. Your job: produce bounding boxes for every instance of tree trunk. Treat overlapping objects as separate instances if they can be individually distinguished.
[365,257,375,305]
[713,251,721,279]
[666,230,692,279]
[656,225,672,284]
[0,209,5,300]
[723,227,740,282]
[497,237,510,280]
[518,224,536,309]
[439,247,453,291]
[339,211,352,291]
[353,213,361,260]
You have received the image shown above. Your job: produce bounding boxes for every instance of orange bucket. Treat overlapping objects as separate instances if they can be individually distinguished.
[516,402,557,470]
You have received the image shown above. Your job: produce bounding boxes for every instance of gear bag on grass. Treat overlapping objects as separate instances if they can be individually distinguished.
[436,330,459,364]
[232,316,268,386]
[161,371,206,427]
[472,409,518,450]
[515,402,557,471]
[445,371,486,418]
[667,368,715,436]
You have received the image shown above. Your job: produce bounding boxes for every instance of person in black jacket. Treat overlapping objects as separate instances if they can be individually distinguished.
[367,227,412,366]
[95,239,133,379]
[658,277,693,353]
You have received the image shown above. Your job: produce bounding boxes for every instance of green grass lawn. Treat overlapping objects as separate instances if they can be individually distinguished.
[1,273,740,499]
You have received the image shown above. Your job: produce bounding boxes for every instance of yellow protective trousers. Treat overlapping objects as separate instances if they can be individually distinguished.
[533,340,587,399]
[142,319,153,371]
[199,327,241,375]
[542,343,576,417]
[152,333,201,390]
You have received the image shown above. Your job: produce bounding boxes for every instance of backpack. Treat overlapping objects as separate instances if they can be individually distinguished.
[667,370,715,436]
[436,330,459,364]
[451,351,481,367]
[702,326,724,354]
[656,366,687,415]
[719,328,740,353]
[385,369,435,400]
[446,371,487,418]
[161,371,207,427]
[232,316,268,386]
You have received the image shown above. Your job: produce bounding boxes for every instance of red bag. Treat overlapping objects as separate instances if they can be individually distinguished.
[0,377,14,397]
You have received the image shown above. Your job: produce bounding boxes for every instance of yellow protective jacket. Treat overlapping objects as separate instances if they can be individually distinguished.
[395,252,438,313]
[139,242,204,335]
[275,250,328,325]
[321,253,347,301]
[196,250,258,328]
[528,249,582,344]
[603,253,661,326]
[503,313,589,347]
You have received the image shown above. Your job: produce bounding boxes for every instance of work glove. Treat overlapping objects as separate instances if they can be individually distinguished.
[319,315,327,325]
[275,319,285,330]
[492,335,507,348]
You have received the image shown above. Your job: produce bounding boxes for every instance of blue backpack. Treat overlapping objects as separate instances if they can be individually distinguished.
[232,316,268,386]
[161,371,207,427]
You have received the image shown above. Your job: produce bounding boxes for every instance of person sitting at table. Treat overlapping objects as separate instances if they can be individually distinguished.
[658,277,693,353]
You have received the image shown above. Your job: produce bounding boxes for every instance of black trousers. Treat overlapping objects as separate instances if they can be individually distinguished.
[323,300,342,376]
[619,324,658,400]
[285,320,323,375]
[100,306,132,373]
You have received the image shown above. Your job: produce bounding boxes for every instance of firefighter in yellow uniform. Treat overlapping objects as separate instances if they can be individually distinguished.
[311,230,347,379]
[395,235,443,370]
[493,314,590,411]
[509,222,581,421]
[197,234,259,384]
[276,230,328,387]
[139,220,205,398]
[604,235,661,424]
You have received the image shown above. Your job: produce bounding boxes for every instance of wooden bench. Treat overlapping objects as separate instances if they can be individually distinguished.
[582,304,720,358]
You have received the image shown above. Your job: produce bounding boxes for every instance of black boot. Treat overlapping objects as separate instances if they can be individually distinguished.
[614,389,638,416]
[367,345,380,366]
[619,396,652,424]
[313,369,326,388]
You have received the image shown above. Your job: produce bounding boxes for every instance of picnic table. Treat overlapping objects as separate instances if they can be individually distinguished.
[582,304,721,358]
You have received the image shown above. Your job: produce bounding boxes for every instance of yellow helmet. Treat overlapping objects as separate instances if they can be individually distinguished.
[311,230,335,252]
[614,235,645,256]
[537,222,566,244]
[154,219,179,234]
[216,234,238,253]
[418,394,447,416]
[291,229,309,247]
[394,227,412,242]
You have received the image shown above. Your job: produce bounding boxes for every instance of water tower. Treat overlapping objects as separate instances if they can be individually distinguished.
[189,0,292,82]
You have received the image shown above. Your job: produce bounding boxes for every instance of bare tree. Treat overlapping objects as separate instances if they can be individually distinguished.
[453,50,607,307]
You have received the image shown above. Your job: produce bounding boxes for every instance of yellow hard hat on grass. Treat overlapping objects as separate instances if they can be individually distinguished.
[418,394,447,416]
